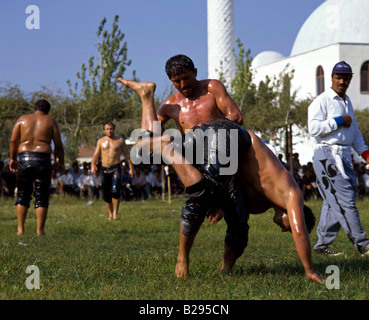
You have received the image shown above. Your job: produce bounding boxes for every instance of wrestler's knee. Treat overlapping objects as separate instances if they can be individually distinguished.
[15,195,31,208]
[180,208,205,235]
[224,235,248,259]
[111,191,121,199]
[34,199,49,208]
[224,223,249,259]
[180,177,216,234]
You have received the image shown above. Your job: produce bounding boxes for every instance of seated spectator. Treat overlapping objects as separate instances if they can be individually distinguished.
[59,166,75,196]
[152,169,163,196]
[50,167,60,196]
[2,164,17,198]
[142,165,155,199]
[77,166,93,198]
[301,168,318,201]
[92,166,102,200]
[69,161,81,197]
[132,166,146,200]
[121,162,133,201]
[167,166,184,195]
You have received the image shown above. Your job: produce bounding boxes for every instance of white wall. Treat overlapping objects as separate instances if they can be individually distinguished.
[252,43,369,110]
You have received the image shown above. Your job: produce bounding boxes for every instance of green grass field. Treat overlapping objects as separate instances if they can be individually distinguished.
[0,195,369,300]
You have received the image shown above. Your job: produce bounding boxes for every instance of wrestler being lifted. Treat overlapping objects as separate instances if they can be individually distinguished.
[117,54,323,284]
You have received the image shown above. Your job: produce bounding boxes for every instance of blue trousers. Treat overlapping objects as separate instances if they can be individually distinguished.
[313,145,369,253]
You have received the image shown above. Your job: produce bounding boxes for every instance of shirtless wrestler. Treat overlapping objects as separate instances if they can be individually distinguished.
[117,54,322,284]
[9,99,64,235]
[91,122,134,220]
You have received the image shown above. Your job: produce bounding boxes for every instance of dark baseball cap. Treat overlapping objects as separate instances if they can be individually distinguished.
[332,61,353,75]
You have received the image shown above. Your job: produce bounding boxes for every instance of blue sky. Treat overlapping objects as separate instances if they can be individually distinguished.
[0,0,325,98]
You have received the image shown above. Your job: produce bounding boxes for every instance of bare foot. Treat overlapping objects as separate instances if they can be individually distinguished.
[221,262,233,275]
[221,243,236,274]
[117,78,156,98]
[17,229,24,236]
[175,256,190,278]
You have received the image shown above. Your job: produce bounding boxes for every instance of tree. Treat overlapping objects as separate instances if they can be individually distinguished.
[355,108,369,146]
[60,15,135,154]
[229,38,257,114]
[0,84,32,157]
[228,39,318,167]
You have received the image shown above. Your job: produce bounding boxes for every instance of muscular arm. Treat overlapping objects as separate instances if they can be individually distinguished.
[52,120,64,168]
[9,118,22,172]
[90,140,102,174]
[121,138,134,178]
[157,104,170,126]
[208,80,243,125]
[285,187,322,283]
[248,133,322,283]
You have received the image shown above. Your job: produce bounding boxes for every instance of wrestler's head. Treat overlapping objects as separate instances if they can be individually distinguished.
[104,122,115,138]
[273,205,316,233]
[34,99,51,114]
[165,54,198,98]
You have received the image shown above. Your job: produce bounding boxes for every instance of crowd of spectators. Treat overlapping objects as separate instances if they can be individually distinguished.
[3,151,369,203]
[0,157,185,202]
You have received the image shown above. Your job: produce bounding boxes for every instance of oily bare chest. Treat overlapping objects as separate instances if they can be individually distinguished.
[170,95,223,130]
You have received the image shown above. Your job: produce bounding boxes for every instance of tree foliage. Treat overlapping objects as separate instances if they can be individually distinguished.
[355,109,369,146]
[229,39,313,144]
[0,84,32,157]
[61,15,137,152]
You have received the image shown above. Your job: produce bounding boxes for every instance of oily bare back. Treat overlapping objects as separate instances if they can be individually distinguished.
[16,113,56,154]
[238,132,299,213]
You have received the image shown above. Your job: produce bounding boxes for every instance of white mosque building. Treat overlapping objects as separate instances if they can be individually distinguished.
[251,0,369,164]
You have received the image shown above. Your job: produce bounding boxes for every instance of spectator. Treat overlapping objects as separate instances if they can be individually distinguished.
[142,165,155,199]
[292,153,302,170]
[50,167,60,196]
[59,166,75,196]
[167,166,183,195]
[2,164,17,198]
[301,168,318,201]
[69,161,81,197]
[77,166,93,198]
[292,167,302,190]
[92,166,102,200]
[132,166,146,200]
[278,154,288,169]
[152,169,163,196]
[121,162,132,201]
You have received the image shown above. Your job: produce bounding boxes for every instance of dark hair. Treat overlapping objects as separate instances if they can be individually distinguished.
[303,205,316,233]
[103,122,115,130]
[34,99,51,114]
[165,54,195,78]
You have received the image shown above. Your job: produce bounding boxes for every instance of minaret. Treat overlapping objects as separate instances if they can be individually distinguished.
[207,0,235,87]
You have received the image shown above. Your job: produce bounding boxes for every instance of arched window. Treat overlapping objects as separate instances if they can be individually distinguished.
[316,65,325,95]
[361,61,369,92]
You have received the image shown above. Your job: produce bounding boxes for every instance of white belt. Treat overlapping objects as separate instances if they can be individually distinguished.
[316,144,351,180]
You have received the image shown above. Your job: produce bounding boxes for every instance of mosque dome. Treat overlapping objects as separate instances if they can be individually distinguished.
[291,0,369,56]
[251,51,285,68]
